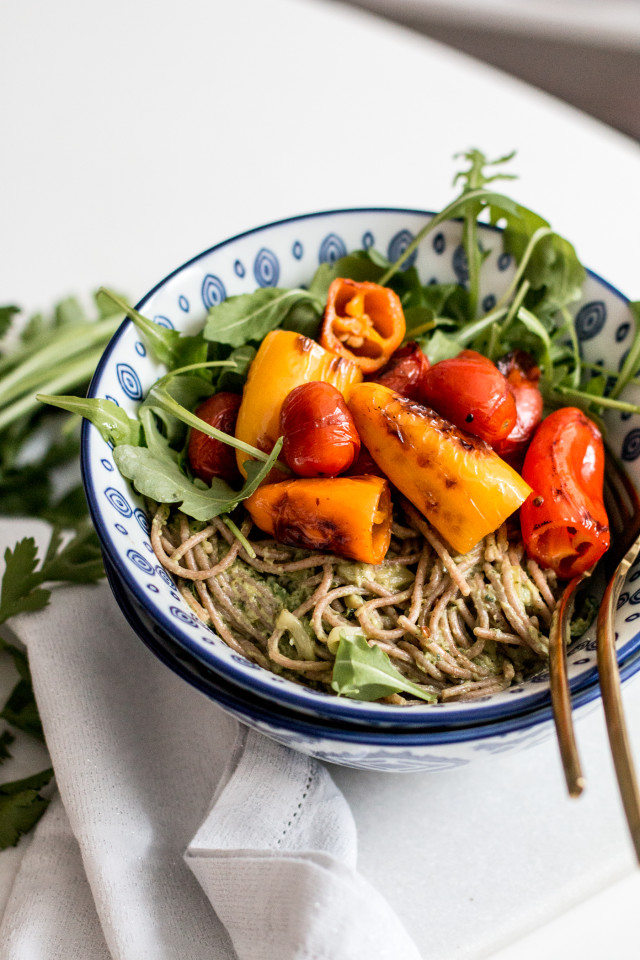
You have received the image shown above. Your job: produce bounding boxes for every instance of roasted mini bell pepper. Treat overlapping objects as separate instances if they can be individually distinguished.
[319,278,406,374]
[520,407,610,579]
[347,382,532,555]
[494,350,544,464]
[245,474,392,564]
[234,329,362,478]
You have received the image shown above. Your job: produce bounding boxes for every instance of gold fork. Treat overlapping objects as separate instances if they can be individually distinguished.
[549,451,640,860]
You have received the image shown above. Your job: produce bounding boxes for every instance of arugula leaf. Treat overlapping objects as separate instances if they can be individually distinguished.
[610,302,640,399]
[216,344,257,392]
[37,395,142,447]
[203,288,323,347]
[98,288,207,371]
[0,768,53,849]
[418,329,464,364]
[331,632,437,703]
[113,436,284,522]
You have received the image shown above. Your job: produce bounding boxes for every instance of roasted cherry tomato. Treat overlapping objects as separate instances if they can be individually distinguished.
[187,392,242,485]
[494,350,544,463]
[520,407,610,579]
[344,442,385,478]
[370,341,430,402]
[280,381,361,477]
[420,349,517,445]
[319,278,406,374]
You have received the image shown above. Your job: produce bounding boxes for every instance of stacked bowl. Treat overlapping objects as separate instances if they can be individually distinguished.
[81,209,640,772]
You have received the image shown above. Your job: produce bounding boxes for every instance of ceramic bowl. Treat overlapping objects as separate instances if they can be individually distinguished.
[104,552,640,771]
[81,208,640,730]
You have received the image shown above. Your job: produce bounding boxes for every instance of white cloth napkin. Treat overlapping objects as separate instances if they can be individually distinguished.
[0,520,421,960]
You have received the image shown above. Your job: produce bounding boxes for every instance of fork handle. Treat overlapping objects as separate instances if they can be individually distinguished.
[597,574,640,864]
[550,575,586,798]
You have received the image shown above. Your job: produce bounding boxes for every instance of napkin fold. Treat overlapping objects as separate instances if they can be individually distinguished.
[0,521,421,960]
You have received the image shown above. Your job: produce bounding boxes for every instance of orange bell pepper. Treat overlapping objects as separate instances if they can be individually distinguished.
[319,278,406,374]
[234,329,362,478]
[245,475,392,564]
[347,382,532,555]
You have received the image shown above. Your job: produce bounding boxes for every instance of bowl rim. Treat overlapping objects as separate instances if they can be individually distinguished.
[81,206,635,726]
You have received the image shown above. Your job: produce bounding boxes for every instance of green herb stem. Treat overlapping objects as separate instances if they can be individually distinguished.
[0,347,107,432]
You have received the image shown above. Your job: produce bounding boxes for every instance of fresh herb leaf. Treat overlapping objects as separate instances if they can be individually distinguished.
[204,288,323,348]
[216,344,257,392]
[0,768,53,849]
[331,632,437,703]
[0,305,20,342]
[37,395,142,447]
[1,679,44,740]
[0,539,51,625]
[98,288,208,371]
[114,436,284,522]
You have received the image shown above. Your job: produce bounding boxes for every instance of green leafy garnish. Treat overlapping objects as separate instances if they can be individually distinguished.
[203,287,324,347]
[331,631,437,703]
[0,768,54,849]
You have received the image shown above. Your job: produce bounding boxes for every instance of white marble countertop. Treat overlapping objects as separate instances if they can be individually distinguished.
[1,0,640,956]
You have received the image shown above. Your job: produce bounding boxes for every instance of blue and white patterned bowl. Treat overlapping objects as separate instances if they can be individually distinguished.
[81,209,640,732]
[104,551,640,771]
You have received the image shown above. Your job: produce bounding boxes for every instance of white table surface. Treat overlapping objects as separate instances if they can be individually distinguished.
[1,0,640,956]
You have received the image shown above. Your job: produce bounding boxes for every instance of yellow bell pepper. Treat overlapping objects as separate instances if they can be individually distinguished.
[347,382,532,554]
[245,475,392,564]
[235,329,363,477]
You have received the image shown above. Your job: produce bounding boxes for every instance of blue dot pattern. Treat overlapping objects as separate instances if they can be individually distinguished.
[116,363,143,401]
[105,487,132,517]
[201,274,227,309]
[452,245,469,284]
[575,301,607,341]
[387,230,417,270]
[292,241,303,260]
[253,248,280,287]
[127,549,155,575]
[318,233,347,265]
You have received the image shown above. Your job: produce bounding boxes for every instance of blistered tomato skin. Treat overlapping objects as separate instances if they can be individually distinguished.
[371,341,430,402]
[280,381,361,478]
[520,407,610,579]
[420,349,517,445]
[187,392,243,485]
[494,350,544,462]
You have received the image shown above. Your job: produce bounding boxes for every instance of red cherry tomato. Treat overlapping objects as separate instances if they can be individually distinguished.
[280,381,361,478]
[520,407,610,579]
[187,392,243,485]
[370,341,430,402]
[420,349,517,445]
[494,350,544,463]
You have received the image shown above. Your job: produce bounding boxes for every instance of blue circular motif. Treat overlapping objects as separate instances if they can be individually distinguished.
[170,605,198,626]
[105,487,132,517]
[482,294,497,312]
[574,658,591,666]
[452,244,469,284]
[575,301,606,341]
[292,241,304,260]
[156,565,174,587]
[362,232,374,250]
[133,508,150,534]
[622,428,640,462]
[233,259,245,277]
[387,230,417,270]
[127,549,155,575]
[116,363,143,401]
[497,252,512,271]
[143,541,154,553]
[622,411,633,422]
[629,588,640,605]
[101,458,114,472]
[147,584,159,593]
[115,523,128,535]
[154,315,174,329]
[433,232,445,254]
[253,247,280,287]
[231,653,261,668]
[616,322,630,343]
[318,233,347,265]
[618,592,630,608]
[631,570,640,582]
[178,295,190,312]
[626,612,640,622]
[105,394,120,406]
[135,341,146,357]
[201,274,227,309]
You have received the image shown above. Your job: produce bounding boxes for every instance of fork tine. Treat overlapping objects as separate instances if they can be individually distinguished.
[549,573,587,797]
